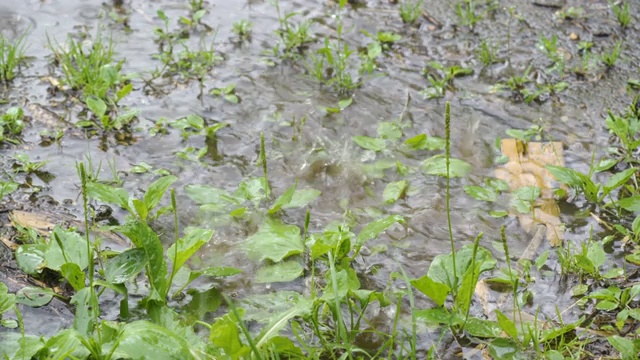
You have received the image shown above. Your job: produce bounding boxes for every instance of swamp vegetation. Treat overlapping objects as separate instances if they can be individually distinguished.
[1,0,640,359]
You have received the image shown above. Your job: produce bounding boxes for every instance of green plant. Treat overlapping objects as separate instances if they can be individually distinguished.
[270,0,314,60]
[611,1,631,29]
[0,106,25,144]
[454,0,490,28]
[399,0,423,24]
[362,30,402,55]
[232,19,253,41]
[150,10,221,85]
[12,154,47,174]
[209,83,239,103]
[421,61,473,99]
[555,6,584,21]
[477,39,498,67]
[0,31,28,83]
[48,34,129,106]
[601,40,623,68]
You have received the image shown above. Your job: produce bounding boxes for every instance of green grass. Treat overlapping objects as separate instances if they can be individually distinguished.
[0,32,28,83]
[399,0,423,25]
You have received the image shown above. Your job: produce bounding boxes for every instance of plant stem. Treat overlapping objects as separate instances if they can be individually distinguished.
[445,101,457,292]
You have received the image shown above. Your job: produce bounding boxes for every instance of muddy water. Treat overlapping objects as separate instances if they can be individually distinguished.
[1,0,638,346]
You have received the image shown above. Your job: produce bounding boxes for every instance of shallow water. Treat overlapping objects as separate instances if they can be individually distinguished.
[1,0,639,350]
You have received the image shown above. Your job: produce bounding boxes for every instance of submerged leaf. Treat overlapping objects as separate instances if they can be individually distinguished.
[245,218,303,262]
[423,155,471,178]
[355,215,404,247]
[383,180,408,203]
[353,136,386,151]
[255,260,304,283]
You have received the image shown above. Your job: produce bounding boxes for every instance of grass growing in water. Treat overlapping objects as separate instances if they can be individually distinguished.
[0,32,28,83]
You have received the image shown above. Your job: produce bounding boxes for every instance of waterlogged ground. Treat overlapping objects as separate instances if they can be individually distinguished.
[1,0,640,357]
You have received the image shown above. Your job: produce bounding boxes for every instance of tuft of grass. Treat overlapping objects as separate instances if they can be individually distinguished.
[399,0,423,25]
[48,34,126,103]
[477,39,498,67]
[611,1,631,29]
[0,32,28,83]
[232,19,253,42]
[601,40,623,68]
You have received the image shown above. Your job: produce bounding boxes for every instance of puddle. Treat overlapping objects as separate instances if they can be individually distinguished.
[1,0,639,356]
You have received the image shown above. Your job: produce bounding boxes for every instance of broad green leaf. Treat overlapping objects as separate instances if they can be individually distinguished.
[183,267,243,291]
[87,182,131,211]
[607,336,636,360]
[355,215,404,247]
[255,260,304,283]
[86,96,106,118]
[119,221,167,295]
[209,311,249,358]
[633,215,640,235]
[587,242,606,270]
[235,177,267,203]
[117,320,197,360]
[185,184,239,205]
[245,218,303,262]
[15,244,46,275]
[410,275,450,306]
[45,227,90,272]
[104,248,147,284]
[284,188,321,209]
[596,300,618,311]
[255,298,313,347]
[338,98,353,110]
[185,287,222,319]
[614,195,640,212]
[0,181,18,199]
[414,307,456,325]
[352,136,386,151]
[464,317,501,338]
[489,210,508,217]
[42,328,86,360]
[0,283,15,314]
[132,198,148,220]
[116,83,133,101]
[571,284,589,296]
[377,122,402,140]
[143,175,177,212]
[383,180,408,203]
[595,158,618,172]
[427,245,496,291]
[545,165,591,188]
[61,263,85,291]
[513,186,540,201]
[403,134,445,151]
[71,287,99,337]
[166,228,214,273]
[488,338,520,360]
[486,178,510,192]
[16,286,54,307]
[495,310,518,340]
[464,185,498,202]
[574,255,596,275]
[604,167,636,195]
[269,182,297,214]
[423,155,471,178]
[321,268,353,302]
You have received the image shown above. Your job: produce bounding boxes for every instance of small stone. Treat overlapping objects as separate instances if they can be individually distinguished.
[569,32,578,41]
